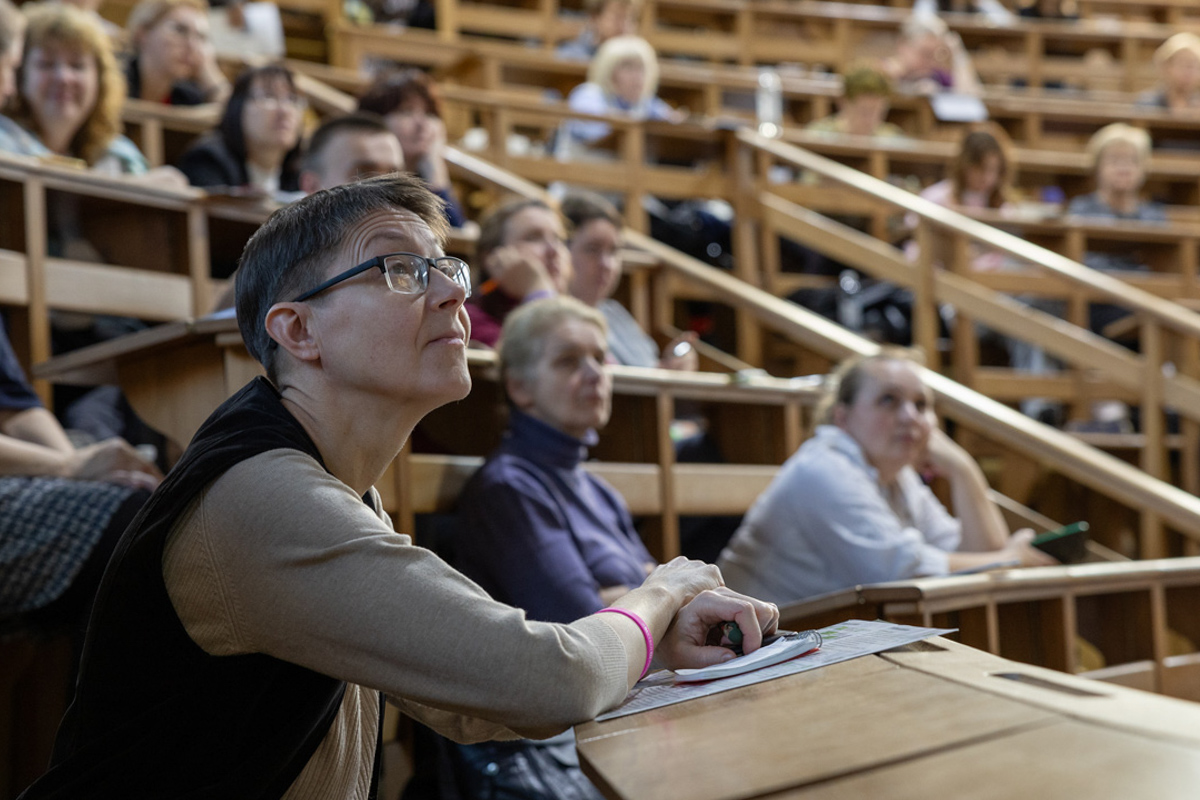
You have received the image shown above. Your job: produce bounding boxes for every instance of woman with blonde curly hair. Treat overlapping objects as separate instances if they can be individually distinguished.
[0,3,148,172]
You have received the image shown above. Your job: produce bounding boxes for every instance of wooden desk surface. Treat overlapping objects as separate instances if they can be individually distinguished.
[575,637,1200,799]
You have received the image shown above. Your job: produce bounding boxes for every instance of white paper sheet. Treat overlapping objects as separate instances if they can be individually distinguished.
[595,619,955,722]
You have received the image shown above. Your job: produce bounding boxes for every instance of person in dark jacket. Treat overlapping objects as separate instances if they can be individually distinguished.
[177,63,304,196]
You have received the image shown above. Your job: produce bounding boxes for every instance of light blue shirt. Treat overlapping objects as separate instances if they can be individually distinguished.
[0,114,149,175]
[561,82,675,153]
[717,425,961,604]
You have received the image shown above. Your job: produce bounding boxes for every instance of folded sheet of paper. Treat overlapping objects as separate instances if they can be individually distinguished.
[595,619,955,721]
[673,629,823,683]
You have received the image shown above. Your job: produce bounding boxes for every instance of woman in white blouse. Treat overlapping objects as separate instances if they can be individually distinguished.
[718,349,1053,605]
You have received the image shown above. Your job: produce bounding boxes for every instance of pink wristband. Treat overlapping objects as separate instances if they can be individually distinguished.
[597,607,654,680]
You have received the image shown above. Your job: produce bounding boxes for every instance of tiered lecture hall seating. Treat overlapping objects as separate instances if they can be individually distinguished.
[331,0,1184,90]
[13,1,1200,795]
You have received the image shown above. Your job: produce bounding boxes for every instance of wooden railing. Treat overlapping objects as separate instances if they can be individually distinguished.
[26,69,1200,560]
[325,22,1200,155]
[622,221,1200,558]
[734,129,1200,554]
[375,0,1186,90]
[778,557,1200,702]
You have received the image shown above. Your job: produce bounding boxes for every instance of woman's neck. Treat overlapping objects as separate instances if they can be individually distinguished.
[245,142,285,174]
[139,63,173,102]
[39,124,74,156]
[1099,186,1138,215]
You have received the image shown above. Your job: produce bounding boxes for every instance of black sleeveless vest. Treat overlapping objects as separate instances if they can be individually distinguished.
[20,377,380,799]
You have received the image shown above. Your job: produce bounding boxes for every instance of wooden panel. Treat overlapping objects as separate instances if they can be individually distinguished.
[45,260,192,320]
[791,720,1200,799]
[0,250,29,305]
[579,657,1052,800]
[1080,661,1159,693]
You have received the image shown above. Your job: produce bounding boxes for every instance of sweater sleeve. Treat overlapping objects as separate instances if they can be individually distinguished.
[162,449,632,740]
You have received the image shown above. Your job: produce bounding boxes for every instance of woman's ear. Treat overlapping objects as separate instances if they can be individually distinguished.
[505,374,533,411]
[831,402,848,428]
[264,302,322,366]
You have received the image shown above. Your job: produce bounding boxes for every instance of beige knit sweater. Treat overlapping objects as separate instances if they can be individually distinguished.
[163,449,631,799]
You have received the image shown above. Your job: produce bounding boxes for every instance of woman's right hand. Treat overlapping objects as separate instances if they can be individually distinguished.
[68,438,163,488]
[484,245,557,300]
[1005,528,1058,567]
[656,587,780,670]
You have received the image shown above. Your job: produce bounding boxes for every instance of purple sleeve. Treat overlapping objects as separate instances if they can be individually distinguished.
[465,302,503,348]
[455,467,607,624]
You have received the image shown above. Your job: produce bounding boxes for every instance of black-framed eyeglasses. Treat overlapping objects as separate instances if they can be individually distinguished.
[291,252,472,302]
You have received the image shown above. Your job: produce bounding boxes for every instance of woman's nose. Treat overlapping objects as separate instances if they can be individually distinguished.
[426,268,466,308]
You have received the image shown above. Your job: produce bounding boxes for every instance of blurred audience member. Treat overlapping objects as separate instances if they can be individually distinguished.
[880,14,981,96]
[298,111,403,194]
[806,65,906,139]
[922,127,1009,212]
[557,0,639,62]
[177,63,304,197]
[358,68,466,226]
[1068,123,1164,227]
[467,198,572,347]
[718,350,1053,604]
[0,3,182,184]
[124,0,230,106]
[0,319,160,640]
[561,35,683,158]
[562,191,696,369]
[1136,33,1200,112]
[1068,123,1165,340]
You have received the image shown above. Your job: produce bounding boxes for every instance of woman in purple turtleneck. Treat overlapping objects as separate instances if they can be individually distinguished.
[455,295,653,621]
[434,296,653,800]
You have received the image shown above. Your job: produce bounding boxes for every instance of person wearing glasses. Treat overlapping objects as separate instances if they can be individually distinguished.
[177,63,305,197]
[123,0,229,107]
[17,174,777,797]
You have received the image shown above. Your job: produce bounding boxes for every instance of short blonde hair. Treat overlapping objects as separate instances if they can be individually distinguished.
[498,295,607,393]
[815,347,926,427]
[1154,31,1200,67]
[587,34,659,103]
[900,13,948,43]
[126,0,208,42]
[13,3,125,165]
[1086,123,1152,167]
